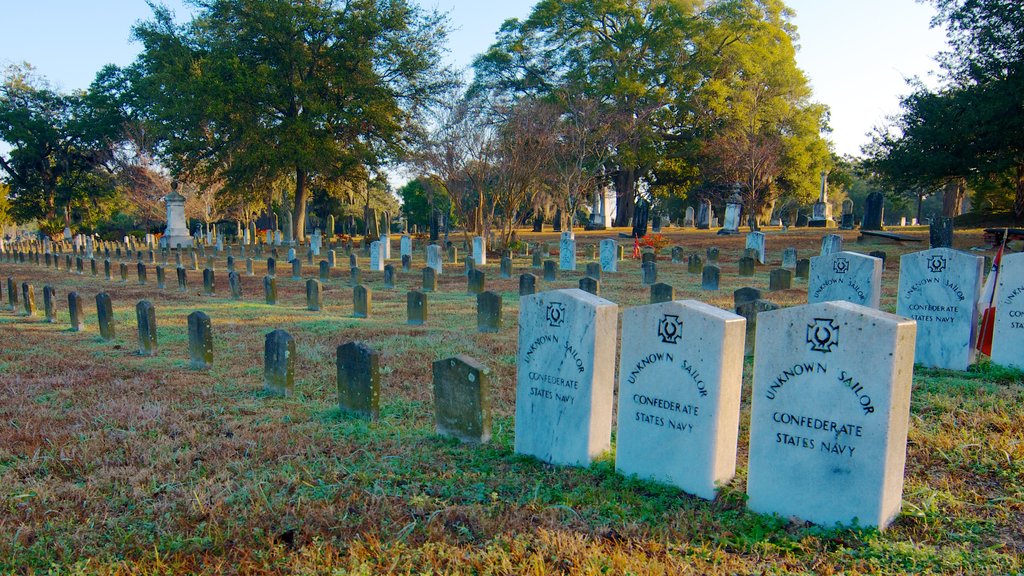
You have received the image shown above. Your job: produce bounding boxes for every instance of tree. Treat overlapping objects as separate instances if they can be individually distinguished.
[132,0,454,242]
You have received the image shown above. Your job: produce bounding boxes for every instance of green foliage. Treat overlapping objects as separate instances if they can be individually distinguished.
[398,177,449,228]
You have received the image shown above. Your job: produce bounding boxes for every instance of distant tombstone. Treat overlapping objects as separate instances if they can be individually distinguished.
[616,299,745,499]
[579,276,600,296]
[319,260,330,281]
[467,269,485,294]
[559,232,577,271]
[119,263,128,282]
[65,292,84,331]
[808,251,883,308]
[641,252,656,265]
[702,265,720,290]
[43,285,57,323]
[264,329,295,396]
[734,287,762,308]
[337,341,380,420]
[684,206,695,227]
[21,283,35,316]
[897,248,983,370]
[584,262,601,281]
[401,254,411,272]
[696,200,711,229]
[553,208,563,232]
[820,234,843,256]
[519,273,537,296]
[706,246,719,264]
[599,239,618,273]
[177,267,188,291]
[369,241,384,271]
[203,268,215,296]
[543,260,557,281]
[720,192,742,234]
[291,258,302,280]
[227,255,235,273]
[383,264,395,289]
[861,191,884,231]
[650,282,675,304]
[869,250,887,269]
[96,292,115,341]
[515,289,618,466]
[992,253,1024,370]
[306,279,323,311]
[735,299,779,357]
[473,236,487,266]
[353,285,371,318]
[641,261,657,285]
[349,266,361,287]
[745,232,766,264]
[500,256,513,279]
[327,250,336,269]
[433,355,491,443]
[681,254,701,275]
[156,265,166,289]
[426,244,443,274]
[747,300,916,530]
[651,213,662,233]
[929,217,954,249]
[671,246,684,263]
[769,268,792,291]
[135,300,158,356]
[796,212,809,227]
[263,276,277,305]
[477,291,502,332]
[400,235,412,260]
[267,257,277,277]
[422,267,437,292]
[407,290,428,325]
[782,247,797,269]
[795,258,810,279]
[137,263,147,285]
[632,199,650,238]
[738,257,756,277]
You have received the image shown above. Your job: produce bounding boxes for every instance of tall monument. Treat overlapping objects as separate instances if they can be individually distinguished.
[162,182,192,248]
[809,170,834,228]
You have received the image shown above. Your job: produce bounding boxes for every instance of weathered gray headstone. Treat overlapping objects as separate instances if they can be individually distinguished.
[616,299,745,499]
[422,266,437,292]
[407,290,427,325]
[782,247,797,269]
[21,282,35,316]
[734,287,762,308]
[795,258,810,279]
[687,254,703,274]
[736,298,779,356]
[383,264,395,289]
[702,265,720,290]
[671,246,684,263]
[579,276,600,296]
[353,285,371,318]
[202,268,215,295]
[641,261,657,286]
[820,234,843,256]
[467,269,485,294]
[769,268,792,291]
[187,311,213,369]
[68,291,84,331]
[135,300,157,356]
[263,275,277,305]
[992,252,1024,370]
[472,236,487,266]
[745,231,766,264]
[43,285,57,323]
[267,257,277,277]
[543,260,557,281]
[650,282,675,304]
[747,301,917,530]
[264,329,295,396]
[350,266,361,287]
[306,279,323,311]
[96,292,115,341]
[426,244,443,274]
[155,265,166,289]
[559,232,576,271]
[896,248,983,370]
[337,341,379,420]
[738,256,756,277]
[119,262,128,282]
[291,258,302,280]
[585,262,601,281]
[519,273,537,296]
[929,217,954,249]
[477,290,502,332]
[862,191,884,231]
[433,355,491,443]
[515,289,618,466]
[500,256,513,279]
[706,247,719,264]
[808,251,883,308]
[599,239,618,273]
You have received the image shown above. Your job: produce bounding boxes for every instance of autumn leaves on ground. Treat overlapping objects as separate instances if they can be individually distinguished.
[0,228,1021,575]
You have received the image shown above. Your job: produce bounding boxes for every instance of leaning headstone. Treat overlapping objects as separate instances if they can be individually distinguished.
[407,290,427,325]
[808,251,883,309]
[353,285,371,318]
[896,248,983,370]
[433,355,491,443]
[615,299,745,499]
[650,282,675,304]
[336,341,380,420]
[477,291,502,332]
[820,234,843,256]
[515,289,618,466]
[929,217,954,249]
[306,279,323,311]
[745,231,766,264]
[992,252,1024,370]
[559,232,576,271]
[747,301,916,530]
[96,292,115,341]
[264,329,295,396]
[263,276,277,305]
[702,265,720,291]
[21,283,35,316]
[187,311,213,369]
[43,285,57,323]
[519,273,537,296]
[769,268,792,291]
[579,276,600,296]
[135,300,158,356]
[68,292,84,331]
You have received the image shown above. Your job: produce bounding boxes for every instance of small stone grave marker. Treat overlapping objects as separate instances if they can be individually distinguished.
[702,265,720,290]
[337,341,379,420]
[650,282,675,304]
[188,311,213,369]
[96,292,115,340]
[264,329,295,396]
[407,290,427,325]
[433,355,491,443]
[519,273,537,296]
[353,285,371,318]
[477,291,502,332]
[135,300,157,356]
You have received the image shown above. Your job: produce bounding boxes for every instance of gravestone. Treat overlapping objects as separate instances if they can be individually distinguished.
[264,329,295,396]
[684,206,695,227]
[992,252,1024,369]
[820,234,843,256]
[795,258,810,279]
[929,217,954,249]
[350,266,361,287]
[400,235,412,261]
[96,292,115,341]
[473,236,487,266]
[706,246,719,264]
[671,246,684,263]
[584,262,601,281]
[68,292,83,331]
[267,257,277,277]
[616,299,745,499]
[407,290,427,325]
[119,263,128,282]
[337,342,380,420]
[869,250,887,269]
[500,256,513,279]
[650,282,675,304]
[769,268,792,291]
[641,261,657,285]
[306,279,323,311]
[383,264,395,289]
[808,251,883,308]
[467,269,485,294]
[433,355,491,443]
[745,231,766,264]
[187,311,213,369]
[369,241,384,271]
[702,265,720,290]
[687,254,703,274]
[426,244,443,274]
[319,260,330,281]
[156,265,166,289]
[422,267,437,292]
[477,291,502,332]
[21,283,35,316]
[559,232,577,271]
[720,192,742,234]
[862,191,884,231]
[519,273,537,296]
[463,256,475,277]
[291,258,302,280]
[401,254,411,272]
[747,301,916,530]
[641,252,656,265]
[137,263,148,285]
[734,287,762,308]
[263,276,277,305]
[738,256,756,277]
[897,248,983,370]
[203,268,215,295]
[736,299,779,356]
[353,285,371,318]
[782,247,797,269]
[135,300,158,356]
[43,285,57,323]
[696,200,711,229]
[177,267,188,292]
[516,289,618,466]
[579,276,600,296]
[599,239,618,273]
[543,260,557,281]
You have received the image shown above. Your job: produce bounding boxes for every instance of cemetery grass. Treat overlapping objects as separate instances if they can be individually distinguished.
[0,229,1022,575]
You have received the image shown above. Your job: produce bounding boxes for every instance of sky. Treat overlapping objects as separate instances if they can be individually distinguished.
[0,0,950,158]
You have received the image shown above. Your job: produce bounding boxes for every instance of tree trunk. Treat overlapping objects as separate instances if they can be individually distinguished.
[293,166,308,242]
[612,168,637,228]
[941,178,966,218]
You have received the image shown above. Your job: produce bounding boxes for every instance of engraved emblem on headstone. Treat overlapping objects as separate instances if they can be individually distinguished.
[833,257,850,274]
[546,302,566,327]
[806,318,840,353]
[657,314,683,344]
[927,254,947,273]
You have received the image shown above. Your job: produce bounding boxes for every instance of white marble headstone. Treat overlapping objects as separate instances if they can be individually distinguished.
[808,251,883,309]
[560,232,577,271]
[745,231,766,264]
[515,289,618,466]
[400,235,412,259]
[369,241,384,271]
[897,248,983,370]
[426,244,443,274]
[381,235,391,259]
[722,204,741,232]
[992,252,1024,369]
[599,239,618,273]
[820,234,843,256]
[615,300,745,499]
[473,236,486,266]
[748,300,917,529]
